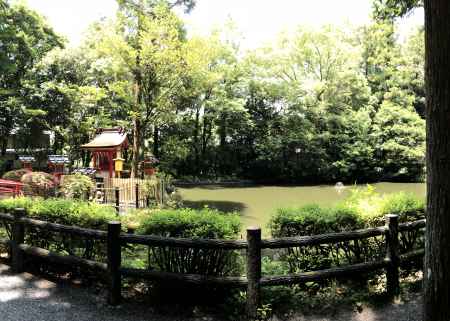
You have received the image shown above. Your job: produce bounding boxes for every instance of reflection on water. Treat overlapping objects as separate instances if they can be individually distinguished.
[179,182,426,235]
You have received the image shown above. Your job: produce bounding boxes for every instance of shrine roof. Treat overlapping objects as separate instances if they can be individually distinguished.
[81,128,128,150]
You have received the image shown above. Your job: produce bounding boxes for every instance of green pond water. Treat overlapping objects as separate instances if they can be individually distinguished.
[179,182,426,236]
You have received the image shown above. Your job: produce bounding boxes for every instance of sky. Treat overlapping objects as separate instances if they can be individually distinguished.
[26,0,424,49]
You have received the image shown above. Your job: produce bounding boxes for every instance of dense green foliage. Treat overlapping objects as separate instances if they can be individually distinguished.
[0,1,62,155]
[131,208,241,275]
[270,188,425,273]
[270,189,424,237]
[0,197,117,261]
[60,174,95,200]
[2,1,426,183]
[2,169,29,182]
[0,197,117,228]
[137,207,241,238]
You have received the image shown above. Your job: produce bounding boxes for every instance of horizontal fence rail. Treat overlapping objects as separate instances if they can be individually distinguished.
[120,233,248,249]
[0,213,14,221]
[121,268,248,287]
[260,259,388,286]
[261,226,387,249]
[398,219,426,231]
[19,244,107,272]
[20,217,108,240]
[0,208,426,320]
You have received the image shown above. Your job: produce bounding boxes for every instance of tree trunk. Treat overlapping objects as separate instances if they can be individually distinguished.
[132,116,141,178]
[193,106,200,177]
[424,2,450,320]
[131,1,143,179]
[153,126,159,158]
[1,137,7,156]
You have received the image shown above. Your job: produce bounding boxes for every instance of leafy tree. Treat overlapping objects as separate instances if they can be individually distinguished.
[115,0,195,177]
[0,1,62,154]
[372,88,425,180]
[372,0,422,21]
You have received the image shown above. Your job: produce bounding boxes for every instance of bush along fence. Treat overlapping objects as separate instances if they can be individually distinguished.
[0,208,425,320]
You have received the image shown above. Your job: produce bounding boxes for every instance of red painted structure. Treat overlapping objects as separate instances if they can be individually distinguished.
[19,156,35,171]
[48,155,70,183]
[81,128,128,178]
[0,179,24,197]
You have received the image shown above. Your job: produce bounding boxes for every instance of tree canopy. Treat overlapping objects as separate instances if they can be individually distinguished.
[1,0,426,183]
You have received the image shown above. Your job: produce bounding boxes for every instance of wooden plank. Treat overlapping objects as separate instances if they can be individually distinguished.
[19,217,107,240]
[261,226,387,249]
[120,268,247,287]
[398,219,426,232]
[0,238,11,246]
[0,213,14,221]
[19,244,107,271]
[120,233,248,249]
[260,259,388,286]
[400,249,425,262]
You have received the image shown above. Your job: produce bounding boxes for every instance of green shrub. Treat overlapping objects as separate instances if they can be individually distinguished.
[2,169,29,182]
[269,188,425,274]
[343,186,425,226]
[127,207,242,303]
[0,197,35,213]
[0,197,117,262]
[269,204,363,238]
[134,207,241,274]
[137,207,241,239]
[60,174,95,200]
[21,171,56,197]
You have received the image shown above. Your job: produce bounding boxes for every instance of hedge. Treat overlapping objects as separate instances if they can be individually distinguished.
[126,208,242,276]
[269,188,425,274]
[0,198,242,283]
[0,197,117,262]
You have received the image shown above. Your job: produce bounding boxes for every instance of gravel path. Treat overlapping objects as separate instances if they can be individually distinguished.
[0,264,422,321]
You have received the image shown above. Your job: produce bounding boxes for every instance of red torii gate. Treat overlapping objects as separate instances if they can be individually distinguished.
[81,128,128,178]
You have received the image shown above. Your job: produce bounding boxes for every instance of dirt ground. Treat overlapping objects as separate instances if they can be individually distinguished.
[0,264,422,321]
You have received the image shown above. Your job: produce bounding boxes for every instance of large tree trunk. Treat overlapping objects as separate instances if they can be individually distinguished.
[132,116,141,178]
[424,2,450,320]
[1,137,7,156]
[131,1,143,179]
[193,106,200,177]
[153,125,159,158]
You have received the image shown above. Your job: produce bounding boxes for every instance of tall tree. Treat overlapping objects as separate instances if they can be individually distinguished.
[423,1,450,320]
[0,1,62,154]
[375,0,450,319]
[116,0,195,177]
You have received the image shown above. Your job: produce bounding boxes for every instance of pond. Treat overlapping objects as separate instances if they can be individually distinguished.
[179,182,426,236]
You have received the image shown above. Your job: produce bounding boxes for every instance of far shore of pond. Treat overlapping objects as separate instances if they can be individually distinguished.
[178,182,426,236]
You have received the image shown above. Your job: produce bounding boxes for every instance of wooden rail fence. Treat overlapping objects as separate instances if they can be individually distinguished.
[0,209,426,320]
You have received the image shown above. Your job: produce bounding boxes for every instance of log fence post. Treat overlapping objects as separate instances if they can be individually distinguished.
[115,187,120,214]
[246,226,261,320]
[12,208,26,273]
[135,183,139,209]
[107,221,122,305]
[385,214,400,297]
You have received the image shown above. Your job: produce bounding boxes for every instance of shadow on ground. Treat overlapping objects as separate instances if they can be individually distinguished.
[0,263,423,321]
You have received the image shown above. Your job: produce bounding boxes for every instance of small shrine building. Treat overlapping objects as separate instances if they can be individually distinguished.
[81,128,128,178]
